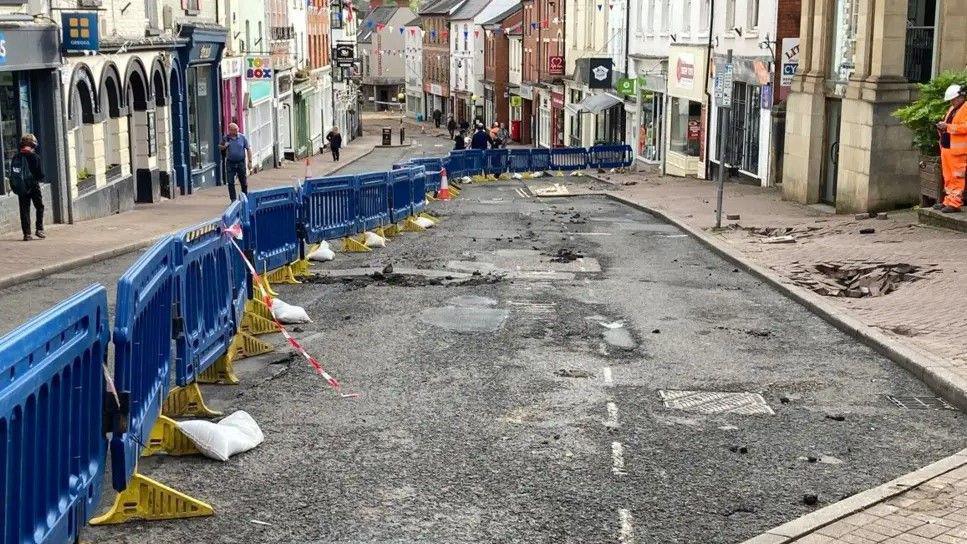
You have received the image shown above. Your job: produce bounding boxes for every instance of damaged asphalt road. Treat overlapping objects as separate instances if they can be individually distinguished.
[83,179,966,544]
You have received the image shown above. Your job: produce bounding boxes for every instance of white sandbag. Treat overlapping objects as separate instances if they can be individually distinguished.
[271,298,312,324]
[177,411,265,462]
[414,216,435,229]
[461,176,473,183]
[307,243,335,261]
[512,173,524,180]
[530,171,545,178]
[364,231,387,248]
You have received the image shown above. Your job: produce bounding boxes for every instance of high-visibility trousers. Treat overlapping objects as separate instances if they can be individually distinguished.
[941,147,965,209]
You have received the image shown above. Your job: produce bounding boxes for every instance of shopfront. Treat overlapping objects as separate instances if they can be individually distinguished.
[277,70,294,161]
[293,78,317,159]
[518,83,534,144]
[665,45,708,178]
[176,25,226,193]
[550,91,565,148]
[537,90,550,148]
[246,80,275,170]
[709,53,773,184]
[221,56,244,131]
[0,21,65,233]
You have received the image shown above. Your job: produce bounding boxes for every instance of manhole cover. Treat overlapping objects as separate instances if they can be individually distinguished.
[659,390,775,415]
[885,395,957,411]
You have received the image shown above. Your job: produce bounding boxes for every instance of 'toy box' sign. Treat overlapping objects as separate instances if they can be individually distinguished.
[246,56,273,80]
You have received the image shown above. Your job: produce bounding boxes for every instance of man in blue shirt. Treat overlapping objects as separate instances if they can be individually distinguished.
[219,122,252,201]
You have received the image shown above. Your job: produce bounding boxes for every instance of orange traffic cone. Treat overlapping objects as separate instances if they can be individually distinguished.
[438,168,451,200]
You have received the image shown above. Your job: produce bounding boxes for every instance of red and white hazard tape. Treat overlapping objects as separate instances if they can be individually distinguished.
[224,222,359,398]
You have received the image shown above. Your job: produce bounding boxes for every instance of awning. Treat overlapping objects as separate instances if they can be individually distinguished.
[574,92,623,114]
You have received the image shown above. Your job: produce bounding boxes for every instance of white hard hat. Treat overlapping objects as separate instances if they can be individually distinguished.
[945,84,963,101]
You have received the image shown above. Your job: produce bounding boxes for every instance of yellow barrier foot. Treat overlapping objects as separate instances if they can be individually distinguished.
[402,217,426,232]
[141,415,200,458]
[383,224,402,238]
[342,236,371,253]
[254,276,279,298]
[418,212,440,224]
[264,264,300,285]
[232,330,273,359]
[196,331,274,385]
[290,258,311,277]
[555,170,564,177]
[426,192,437,201]
[162,382,221,419]
[90,472,214,525]
[242,308,277,336]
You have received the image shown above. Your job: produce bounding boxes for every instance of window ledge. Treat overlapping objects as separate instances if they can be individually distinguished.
[745,28,759,39]
[184,8,200,16]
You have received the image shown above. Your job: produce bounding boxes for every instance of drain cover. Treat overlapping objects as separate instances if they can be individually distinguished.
[659,390,775,415]
[885,395,957,411]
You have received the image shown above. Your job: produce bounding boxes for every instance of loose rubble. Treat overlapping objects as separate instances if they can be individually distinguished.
[785,261,937,298]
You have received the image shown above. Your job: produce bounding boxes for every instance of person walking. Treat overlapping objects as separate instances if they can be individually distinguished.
[326,127,343,161]
[10,134,45,241]
[453,130,467,150]
[498,123,510,148]
[433,108,442,129]
[470,124,492,150]
[219,123,251,201]
[937,84,967,213]
[446,116,457,139]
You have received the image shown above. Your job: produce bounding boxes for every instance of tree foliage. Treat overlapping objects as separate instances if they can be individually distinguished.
[895,71,967,157]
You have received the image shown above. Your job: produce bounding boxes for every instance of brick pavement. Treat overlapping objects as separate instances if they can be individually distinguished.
[0,134,379,288]
[599,170,967,384]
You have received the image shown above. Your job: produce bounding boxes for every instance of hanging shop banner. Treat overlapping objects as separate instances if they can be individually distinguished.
[780,37,800,101]
[667,45,708,101]
[334,43,356,67]
[588,58,613,89]
[510,95,522,107]
[548,55,565,76]
[62,12,99,51]
[615,77,636,96]
[246,56,273,80]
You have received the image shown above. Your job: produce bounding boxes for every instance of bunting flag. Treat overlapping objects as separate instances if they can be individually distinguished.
[431,29,436,38]
[474,29,479,38]
[541,19,549,28]
[400,26,405,34]
[596,3,602,10]
[530,22,537,30]
[366,20,374,28]
[463,30,468,39]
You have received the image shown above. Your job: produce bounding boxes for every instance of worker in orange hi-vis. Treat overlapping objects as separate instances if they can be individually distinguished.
[936,84,967,213]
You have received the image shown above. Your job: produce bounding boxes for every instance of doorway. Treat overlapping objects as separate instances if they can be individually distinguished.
[821,99,842,204]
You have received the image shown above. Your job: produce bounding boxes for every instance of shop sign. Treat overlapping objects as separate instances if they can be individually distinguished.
[588,58,613,89]
[424,82,443,95]
[615,77,636,96]
[221,57,243,79]
[510,95,522,107]
[61,12,99,52]
[548,55,564,76]
[675,53,695,90]
[246,56,273,80]
[687,119,701,141]
[780,37,800,100]
[714,62,733,108]
[334,43,356,67]
[551,92,564,108]
[518,84,534,100]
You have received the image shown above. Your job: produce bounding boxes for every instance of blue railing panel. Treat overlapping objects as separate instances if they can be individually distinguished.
[530,148,551,171]
[485,149,509,176]
[411,166,427,215]
[246,187,301,274]
[589,144,634,168]
[109,236,178,491]
[550,147,589,171]
[507,149,532,173]
[464,150,485,175]
[446,150,466,179]
[174,220,235,385]
[390,168,414,223]
[302,175,359,243]
[0,285,109,544]
[357,171,390,231]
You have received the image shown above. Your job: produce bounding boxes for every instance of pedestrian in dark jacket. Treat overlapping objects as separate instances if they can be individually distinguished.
[470,126,492,150]
[326,127,343,161]
[446,116,457,138]
[11,134,45,241]
[453,130,467,150]
[433,109,442,128]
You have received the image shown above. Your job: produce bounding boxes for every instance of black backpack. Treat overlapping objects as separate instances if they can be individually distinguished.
[9,152,36,196]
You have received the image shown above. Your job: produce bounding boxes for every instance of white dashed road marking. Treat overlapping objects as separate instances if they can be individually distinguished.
[606,402,619,428]
[619,509,635,543]
[602,366,614,386]
[611,441,626,475]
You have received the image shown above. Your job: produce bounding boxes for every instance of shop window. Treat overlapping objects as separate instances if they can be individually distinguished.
[638,91,663,162]
[724,82,760,175]
[187,65,215,170]
[669,97,701,157]
[0,72,34,195]
[829,0,859,84]
[904,0,936,84]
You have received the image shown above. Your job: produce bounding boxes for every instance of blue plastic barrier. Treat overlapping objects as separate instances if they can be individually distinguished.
[222,196,248,325]
[530,148,551,172]
[425,170,441,196]
[589,144,634,169]
[508,149,532,173]
[245,187,301,274]
[358,171,390,230]
[389,168,414,223]
[446,150,467,179]
[109,236,179,491]
[302,174,359,243]
[550,147,589,171]
[464,150,486,176]
[485,149,509,176]
[175,220,234,386]
[0,285,109,544]
[412,166,428,214]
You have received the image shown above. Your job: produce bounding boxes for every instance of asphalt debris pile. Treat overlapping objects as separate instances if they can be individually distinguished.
[743,225,823,244]
[786,261,937,298]
[548,248,585,263]
[303,270,504,289]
